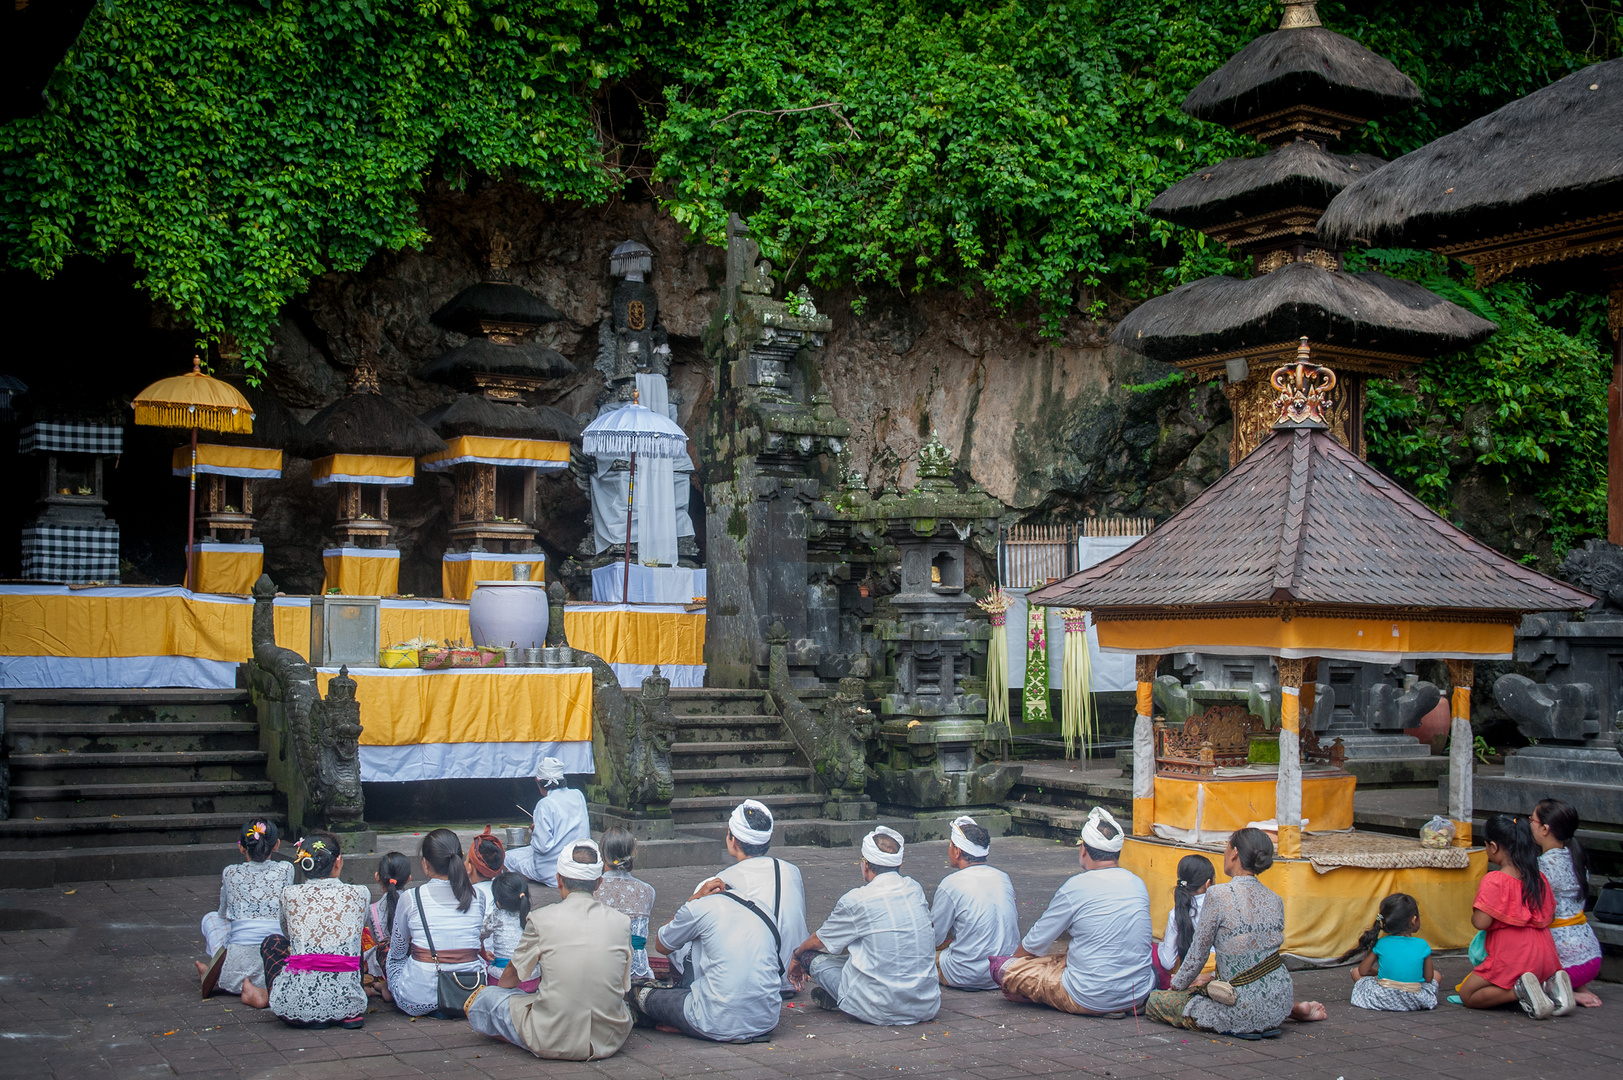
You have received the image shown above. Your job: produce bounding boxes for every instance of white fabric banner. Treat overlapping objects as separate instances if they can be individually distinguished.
[607,662,705,689]
[0,655,239,690]
[591,564,707,603]
[634,373,679,567]
[358,740,595,783]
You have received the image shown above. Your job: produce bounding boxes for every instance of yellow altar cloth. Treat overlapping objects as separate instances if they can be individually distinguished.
[321,548,400,597]
[419,436,570,471]
[1154,772,1356,834]
[315,666,592,746]
[1121,835,1486,960]
[309,454,415,487]
[273,598,473,660]
[441,552,546,601]
[171,444,283,478]
[0,586,251,661]
[185,543,263,596]
[563,604,705,666]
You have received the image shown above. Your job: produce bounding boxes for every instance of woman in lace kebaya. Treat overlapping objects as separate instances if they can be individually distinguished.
[198,819,293,1007]
[259,832,372,1028]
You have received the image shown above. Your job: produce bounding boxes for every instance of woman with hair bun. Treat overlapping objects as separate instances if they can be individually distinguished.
[258,832,372,1028]
[387,828,492,1017]
[197,819,292,1007]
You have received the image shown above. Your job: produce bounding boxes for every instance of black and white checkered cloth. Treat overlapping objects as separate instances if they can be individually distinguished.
[18,422,124,455]
[21,523,121,584]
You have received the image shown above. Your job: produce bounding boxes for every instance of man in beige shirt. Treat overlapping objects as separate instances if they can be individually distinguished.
[466,839,633,1060]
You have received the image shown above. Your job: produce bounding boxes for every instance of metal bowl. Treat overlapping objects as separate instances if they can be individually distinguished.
[505,826,532,848]
[523,647,545,666]
[541,646,574,666]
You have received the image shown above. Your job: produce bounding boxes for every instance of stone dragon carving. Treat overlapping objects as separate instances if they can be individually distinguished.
[766,623,876,816]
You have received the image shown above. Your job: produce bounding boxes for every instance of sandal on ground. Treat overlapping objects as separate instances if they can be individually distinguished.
[199,948,228,999]
[1227,1029,1283,1040]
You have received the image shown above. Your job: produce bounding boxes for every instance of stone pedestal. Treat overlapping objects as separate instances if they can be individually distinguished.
[1472,746,1623,825]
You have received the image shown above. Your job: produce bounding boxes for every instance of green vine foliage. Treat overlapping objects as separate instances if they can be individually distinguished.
[0,0,685,363]
[1357,249,1611,559]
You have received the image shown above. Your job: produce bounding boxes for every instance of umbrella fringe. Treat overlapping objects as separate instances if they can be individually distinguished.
[133,403,254,434]
[582,431,690,458]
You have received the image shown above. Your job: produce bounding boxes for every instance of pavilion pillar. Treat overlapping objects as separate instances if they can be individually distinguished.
[1132,654,1162,836]
[1609,283,1622,544]
[1446,658,1476,846]
[1275,656,1307,859]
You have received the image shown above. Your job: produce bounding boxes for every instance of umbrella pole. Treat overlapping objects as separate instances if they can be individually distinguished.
[185,427,198,591]
[623,450,637,603]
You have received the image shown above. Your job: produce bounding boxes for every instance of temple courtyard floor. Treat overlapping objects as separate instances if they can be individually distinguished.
[1,836,1617,1080]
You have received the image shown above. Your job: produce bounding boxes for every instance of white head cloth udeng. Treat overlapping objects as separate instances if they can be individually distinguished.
[949,815,990,858]
[861,825,906,867]
[536,756,567,784]
[729,799,774,846]
[556,838,605,883]
[1080,806,1124,854]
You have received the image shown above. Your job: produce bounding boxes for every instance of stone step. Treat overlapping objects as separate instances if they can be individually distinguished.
[665,715,787,742]
[0,842,280,888]
[0,811,285,851]
[671,765,815,799]
[666,688,774,717]
[7,750,270,786]
[6,722,261,755]
[0,688,253,726]
[670,791,825,824]
[8,780,279,819]
[668,741,801,769]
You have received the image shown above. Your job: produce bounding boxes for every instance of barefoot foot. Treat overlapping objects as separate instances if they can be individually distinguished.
[240,981,269,1009]
[1577,990,1603,1008]
[1290,1000,1328,1022]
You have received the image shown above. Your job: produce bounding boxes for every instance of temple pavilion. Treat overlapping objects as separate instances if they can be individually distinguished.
[1030,347,1594,960]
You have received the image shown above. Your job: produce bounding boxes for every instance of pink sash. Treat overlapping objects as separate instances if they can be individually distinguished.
[285,953,361,974]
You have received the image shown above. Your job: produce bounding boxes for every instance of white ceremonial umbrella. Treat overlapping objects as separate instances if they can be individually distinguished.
[581,393,690,601]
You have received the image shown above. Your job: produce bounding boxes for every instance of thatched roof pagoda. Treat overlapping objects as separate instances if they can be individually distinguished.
[1318,58,1623,543]
[423,231,572,397]
[1114,0,1493,463]
[295,375,444,460]
[420,394,581,442]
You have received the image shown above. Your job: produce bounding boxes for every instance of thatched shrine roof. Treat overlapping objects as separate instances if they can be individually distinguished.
[430,281,563,336]
[205,383,299,450]
[1148,141,1386,234]
[1111,262,1496,365]
[294,391,445,459]
[1317,59,1623,253]
[1028,422,1592,616]
[418,337,574,387]
[1182,27,1420,132]
[420,395,582,441]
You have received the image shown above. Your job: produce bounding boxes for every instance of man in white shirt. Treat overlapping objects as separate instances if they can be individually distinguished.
[503,757,591,887]
[930,816,1020,990]
[788,826,940,1026]
[670,800,809,997]
[994,807,1154,1015]
[637,876,783,1042]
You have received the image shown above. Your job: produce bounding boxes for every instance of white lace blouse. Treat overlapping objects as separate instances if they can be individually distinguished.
[267,877,372,1024]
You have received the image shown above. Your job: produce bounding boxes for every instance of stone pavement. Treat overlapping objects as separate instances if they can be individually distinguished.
[1,836,1618,1080]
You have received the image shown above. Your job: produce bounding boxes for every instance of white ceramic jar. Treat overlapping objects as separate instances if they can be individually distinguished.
[468,582,549,650]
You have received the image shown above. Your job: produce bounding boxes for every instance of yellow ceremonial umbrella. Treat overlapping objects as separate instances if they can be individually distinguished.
[132,355,255,590]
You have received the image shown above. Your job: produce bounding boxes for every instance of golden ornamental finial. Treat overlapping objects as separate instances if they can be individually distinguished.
[1271,339,1336,428]
[191,354,203,374]
[350,357,382,395]
[1279,0,1321,30]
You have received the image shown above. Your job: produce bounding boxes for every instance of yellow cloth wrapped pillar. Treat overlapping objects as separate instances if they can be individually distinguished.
[1276,657,1306,859]
[321,547,400,596]
[185,543,263,596]
[1133,654,1159,836]
[441,552,545,601]
[1447,658,1475,847]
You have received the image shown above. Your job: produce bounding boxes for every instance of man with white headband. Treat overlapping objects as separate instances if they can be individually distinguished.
[467,840,634,1060]
[930,816,1020,990]
[993,806,1154,1016]
[503,757,590,887]
[788,826,939,1025]
[638,856,783,1042]
[666,799,809,997]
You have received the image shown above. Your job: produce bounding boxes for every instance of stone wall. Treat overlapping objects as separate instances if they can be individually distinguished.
[248,182,1233,594]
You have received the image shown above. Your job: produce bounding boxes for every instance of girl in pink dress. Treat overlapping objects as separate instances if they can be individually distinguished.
[1457,814,1562,1018]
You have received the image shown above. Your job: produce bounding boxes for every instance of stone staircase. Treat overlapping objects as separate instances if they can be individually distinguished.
[1004,759,1133,840]
[0,689,287,886]
[666,687,829,831]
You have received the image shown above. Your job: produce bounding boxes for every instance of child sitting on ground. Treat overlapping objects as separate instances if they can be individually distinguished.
[1152,854,1215,990]
[1456,814,1566,1019]
[363,852,411,1001]
[1342,893,1437,1011]
[1532,798,1604,1008]
[483,872,537,990]
[596,827,657,980]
